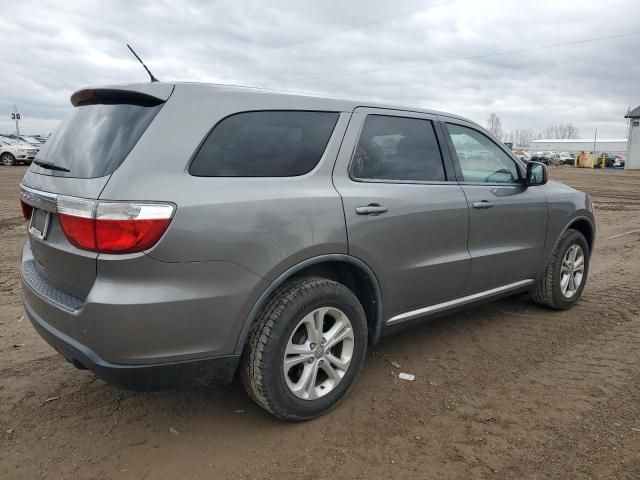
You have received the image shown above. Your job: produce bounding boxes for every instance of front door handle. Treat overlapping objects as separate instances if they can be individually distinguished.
[355,204,388,215]
[472,200,495,209]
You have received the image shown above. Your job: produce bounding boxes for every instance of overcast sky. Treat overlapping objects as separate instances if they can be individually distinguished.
[1,0,638,138]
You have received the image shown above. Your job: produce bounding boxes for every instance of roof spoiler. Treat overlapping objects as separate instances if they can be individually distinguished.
[70,84,174,107]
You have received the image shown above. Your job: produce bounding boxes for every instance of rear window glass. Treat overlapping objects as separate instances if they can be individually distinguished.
[31,103,162,178]
[189,111,339,177]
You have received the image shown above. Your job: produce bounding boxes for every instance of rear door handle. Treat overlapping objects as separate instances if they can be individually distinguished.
[472,201,495,209]
[355,204,388,215]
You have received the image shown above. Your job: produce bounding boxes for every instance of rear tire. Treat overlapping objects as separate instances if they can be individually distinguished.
[1,153,16,166]
[241,276,368,421]
[531,229,590,310]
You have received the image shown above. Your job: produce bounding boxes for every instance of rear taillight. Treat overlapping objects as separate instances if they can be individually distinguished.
[20,199,33,220]
[57,196,96,249]
[95,202,174,253]
[57,196,174,254]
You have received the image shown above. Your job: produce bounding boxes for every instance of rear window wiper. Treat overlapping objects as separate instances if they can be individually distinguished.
[33,160,71,173]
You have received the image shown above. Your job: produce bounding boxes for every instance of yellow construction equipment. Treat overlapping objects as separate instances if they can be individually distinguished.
[576,151,596,168]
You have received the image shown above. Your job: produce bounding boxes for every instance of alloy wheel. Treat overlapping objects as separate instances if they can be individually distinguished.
[560,244,585,298]
[283,307,354,400]
[2,154,15,166]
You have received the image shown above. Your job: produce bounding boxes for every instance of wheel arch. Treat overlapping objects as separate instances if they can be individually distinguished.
[566,217,595,255]
[551,215,596,256]
[538,214,595,278]
[234,254,384,355]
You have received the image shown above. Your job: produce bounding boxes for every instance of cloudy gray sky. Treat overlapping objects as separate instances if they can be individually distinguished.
[1,0,638,138]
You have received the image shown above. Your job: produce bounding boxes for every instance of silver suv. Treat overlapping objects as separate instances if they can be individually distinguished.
[20,83,595,420]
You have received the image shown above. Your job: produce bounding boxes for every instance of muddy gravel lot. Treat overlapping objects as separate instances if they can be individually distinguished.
[1,165,640,479]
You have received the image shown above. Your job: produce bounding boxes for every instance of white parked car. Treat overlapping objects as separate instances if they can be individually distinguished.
[0,136,39,166]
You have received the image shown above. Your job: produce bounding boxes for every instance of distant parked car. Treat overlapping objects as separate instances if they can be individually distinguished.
[613,156,625,168]
[603,153,626,168]
[558,152,574,165]
[549,152,574,166]
[16,135,44,148]
[594,153,621,168]
[548,153,561,166]
[531,151,551,165]
[0,136,39,166]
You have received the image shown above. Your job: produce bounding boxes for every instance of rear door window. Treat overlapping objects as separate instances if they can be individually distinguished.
[32,103,163,178]
[350,115,446,182]
[189,111,339,177]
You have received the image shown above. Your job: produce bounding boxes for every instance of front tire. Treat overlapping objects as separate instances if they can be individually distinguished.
[241,277,368,421]
[1,153,16,166]
[531,229,590,309]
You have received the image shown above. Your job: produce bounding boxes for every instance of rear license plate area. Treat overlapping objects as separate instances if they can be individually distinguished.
[29,208,50,240]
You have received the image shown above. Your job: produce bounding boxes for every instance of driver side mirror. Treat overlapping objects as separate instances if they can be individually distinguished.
[526,161,548,186]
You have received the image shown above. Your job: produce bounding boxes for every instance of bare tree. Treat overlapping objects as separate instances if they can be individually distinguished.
[540,123,580,139]
[503,128,534,147]
[519,129,533,147]
[563,123,580,139]
[503,130,514,144]
[486,113,503,141]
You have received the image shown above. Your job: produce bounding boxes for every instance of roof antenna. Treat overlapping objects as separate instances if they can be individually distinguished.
[126,44,159,82]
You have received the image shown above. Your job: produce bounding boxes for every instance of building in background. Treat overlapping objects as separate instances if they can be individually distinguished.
[530,138,628,156]
[625,106,640,170]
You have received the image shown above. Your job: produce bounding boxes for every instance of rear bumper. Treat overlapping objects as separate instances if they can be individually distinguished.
[21,239,268,389]
[24,294,239,390]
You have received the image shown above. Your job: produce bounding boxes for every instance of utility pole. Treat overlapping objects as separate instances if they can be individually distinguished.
[593,128,597,168]
[10,105,21,136]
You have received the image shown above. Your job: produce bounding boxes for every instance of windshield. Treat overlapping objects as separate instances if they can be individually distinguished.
[0,136,18,145]
[31,102,163,178]
[21,136,41,144]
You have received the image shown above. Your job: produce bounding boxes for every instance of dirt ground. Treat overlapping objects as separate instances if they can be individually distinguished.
[1,165,640,479]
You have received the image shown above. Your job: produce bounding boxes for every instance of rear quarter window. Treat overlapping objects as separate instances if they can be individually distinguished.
[189,111,339,177]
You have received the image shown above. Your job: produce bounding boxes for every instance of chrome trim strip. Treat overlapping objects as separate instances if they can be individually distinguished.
[20,184,58,213]
[385,279,535,325]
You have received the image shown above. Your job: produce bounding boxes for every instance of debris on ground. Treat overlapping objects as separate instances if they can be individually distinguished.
[169,427,180,435]
[389,360,401,369]
[42,396,61,405]
[398,373,415,381]
[479,415,497,423]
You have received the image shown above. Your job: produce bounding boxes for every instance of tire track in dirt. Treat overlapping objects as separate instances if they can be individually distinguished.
[0,217,23,231]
